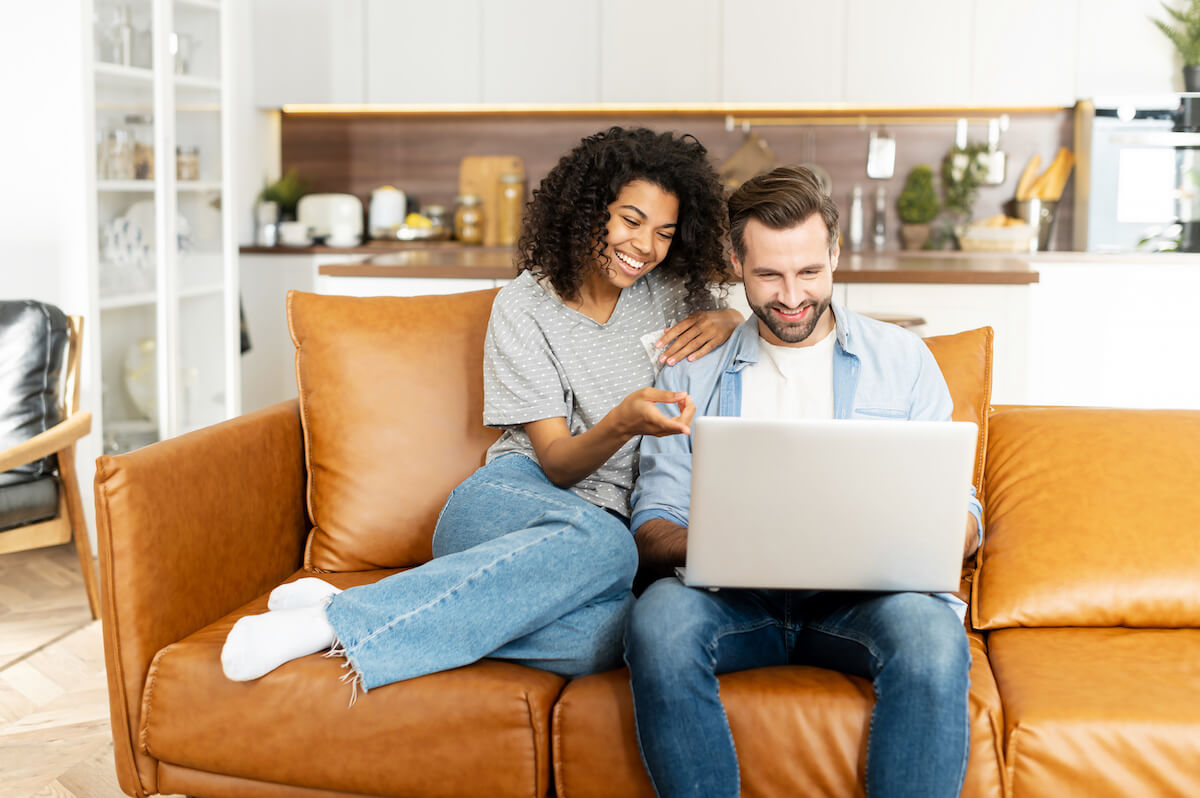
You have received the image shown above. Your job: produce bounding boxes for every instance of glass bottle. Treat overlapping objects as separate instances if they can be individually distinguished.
[848,185,864,251]
[497,173,524,246]
[873,186,887,251]
[454,195,484,245]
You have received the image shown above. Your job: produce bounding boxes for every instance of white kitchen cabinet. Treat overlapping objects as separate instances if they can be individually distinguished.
[970,0,1077,106]
[1076,0,1179,98]
[598,0,721,103]
[365,0,482,104]
[844,0,973,106]
[722,0,846,104]
[1028,259,1200,410]
[481,0,600,104]
[85,0,240,454]
[252,0,364,106]
[841,283,1032,405]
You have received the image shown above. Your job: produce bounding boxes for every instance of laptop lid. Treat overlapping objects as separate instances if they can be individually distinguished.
[683,416,977,592]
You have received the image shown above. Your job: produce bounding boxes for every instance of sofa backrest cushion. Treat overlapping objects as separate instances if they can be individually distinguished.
[974,407,1200,629]
[0,300,68,483]
[922,326,993,493]
[288,289,501,571]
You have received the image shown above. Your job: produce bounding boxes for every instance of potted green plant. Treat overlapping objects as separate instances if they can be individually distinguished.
[934,142,990,249]
[258,168,309,222]
[1151,0,1200,91]
[896,165,940,250]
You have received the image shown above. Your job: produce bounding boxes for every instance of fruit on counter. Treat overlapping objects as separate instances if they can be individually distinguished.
[404,212,433,228]
[1015,148,1075,202]
[974,214,1029,228]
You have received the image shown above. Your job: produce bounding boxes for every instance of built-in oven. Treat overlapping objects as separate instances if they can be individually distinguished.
[1083,99,1179,252]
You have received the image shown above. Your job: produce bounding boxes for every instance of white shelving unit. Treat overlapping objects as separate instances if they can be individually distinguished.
[84,0,239,456]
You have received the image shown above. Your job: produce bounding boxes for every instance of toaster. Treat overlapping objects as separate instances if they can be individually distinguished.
[296,193,364,240]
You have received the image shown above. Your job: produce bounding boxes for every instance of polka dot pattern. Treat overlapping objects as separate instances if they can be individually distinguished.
[483,269,691,517]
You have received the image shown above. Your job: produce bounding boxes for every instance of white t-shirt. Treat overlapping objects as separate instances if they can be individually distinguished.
[739,329,836,420]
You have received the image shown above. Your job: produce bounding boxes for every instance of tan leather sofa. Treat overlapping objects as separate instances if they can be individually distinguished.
[95,289,1200,798]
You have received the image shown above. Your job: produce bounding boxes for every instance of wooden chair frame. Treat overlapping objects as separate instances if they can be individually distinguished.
[0,315,100,618]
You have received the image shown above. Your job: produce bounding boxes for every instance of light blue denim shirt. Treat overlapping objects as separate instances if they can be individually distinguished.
[630,304,983,613]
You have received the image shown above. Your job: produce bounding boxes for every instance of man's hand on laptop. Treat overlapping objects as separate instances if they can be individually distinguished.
[962,513,981,561]
[635,518,688,571]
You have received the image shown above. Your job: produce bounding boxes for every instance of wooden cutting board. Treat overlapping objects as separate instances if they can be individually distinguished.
[459,155,525,246]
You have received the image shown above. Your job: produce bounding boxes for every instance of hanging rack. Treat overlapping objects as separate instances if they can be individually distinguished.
[725,110,1043,132]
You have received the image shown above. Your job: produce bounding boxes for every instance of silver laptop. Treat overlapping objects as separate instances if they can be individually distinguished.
[680,416,977,592]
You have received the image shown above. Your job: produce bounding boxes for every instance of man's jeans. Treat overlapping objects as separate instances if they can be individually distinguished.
[324,454,637,690]
[625,578,971,798]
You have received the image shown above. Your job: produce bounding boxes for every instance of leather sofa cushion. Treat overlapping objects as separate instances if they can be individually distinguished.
[922,326,993,494]
[988,627,1200,798]
[139,569,563,798]
[288,290,501,571]
[0,300,68,479]
[974,408,1200,628]
[0,474,57,529]
[552,631,1004,798]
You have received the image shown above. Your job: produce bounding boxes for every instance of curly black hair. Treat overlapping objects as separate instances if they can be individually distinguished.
[516,127,732,311]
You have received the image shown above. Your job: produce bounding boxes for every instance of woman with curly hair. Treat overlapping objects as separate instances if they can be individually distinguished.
[221,127,739,692]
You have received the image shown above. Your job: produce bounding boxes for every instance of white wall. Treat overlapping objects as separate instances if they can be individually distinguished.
[0,1,89,311]
[0,1,99,546]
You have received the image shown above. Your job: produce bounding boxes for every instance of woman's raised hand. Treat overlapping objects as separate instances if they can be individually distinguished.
[656,308,743,366]
[614,388,696,438]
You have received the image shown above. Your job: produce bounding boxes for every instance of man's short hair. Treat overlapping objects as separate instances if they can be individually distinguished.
[728,165,840,261]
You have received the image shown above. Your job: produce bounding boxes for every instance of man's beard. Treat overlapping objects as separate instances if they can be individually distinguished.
[748,294,832,344]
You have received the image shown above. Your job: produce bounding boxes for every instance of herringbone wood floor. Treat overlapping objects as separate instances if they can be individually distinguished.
[0,543,184,798]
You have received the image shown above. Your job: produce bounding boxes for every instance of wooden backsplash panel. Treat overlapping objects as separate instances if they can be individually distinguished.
[281,111,1075,250]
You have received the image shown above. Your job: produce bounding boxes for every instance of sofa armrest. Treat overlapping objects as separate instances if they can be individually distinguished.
[0,410,90,473]
[94,400,308,797]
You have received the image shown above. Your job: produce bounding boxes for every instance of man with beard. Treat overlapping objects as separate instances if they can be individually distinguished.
[624,165,982,798]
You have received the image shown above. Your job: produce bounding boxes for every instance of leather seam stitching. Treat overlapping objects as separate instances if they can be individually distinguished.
[95,458,151,798]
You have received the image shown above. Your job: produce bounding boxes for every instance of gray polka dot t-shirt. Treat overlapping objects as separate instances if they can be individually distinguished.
[483,268,694,517]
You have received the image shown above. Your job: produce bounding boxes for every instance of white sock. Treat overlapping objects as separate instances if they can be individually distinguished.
[267,576,343,611]
[221,605,335,682]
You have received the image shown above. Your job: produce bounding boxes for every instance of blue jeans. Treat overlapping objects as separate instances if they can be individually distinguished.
[625,579,971,798]
[324,455,637,690]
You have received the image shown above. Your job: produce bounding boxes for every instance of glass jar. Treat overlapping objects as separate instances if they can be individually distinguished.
[176,146,200,181]
[497,173,524,246]
[424,204,451,237]
[102,127,135,180]
[454,194,484,244]
[126,114,154,180]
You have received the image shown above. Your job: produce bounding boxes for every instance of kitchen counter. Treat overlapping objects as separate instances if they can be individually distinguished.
[252,245,1042,285]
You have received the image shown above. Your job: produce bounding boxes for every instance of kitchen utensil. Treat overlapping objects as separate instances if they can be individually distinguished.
[458,155,525,245]
[368,186,407,238]
[866,128,895,179]
[298,193,364,240]
[278,221,313,247]
[1006,198,1058,251]
[983,116,1008,185]
[717,131,777,189]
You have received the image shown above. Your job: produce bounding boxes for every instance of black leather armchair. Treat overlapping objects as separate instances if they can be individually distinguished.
[0,300,99,617]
